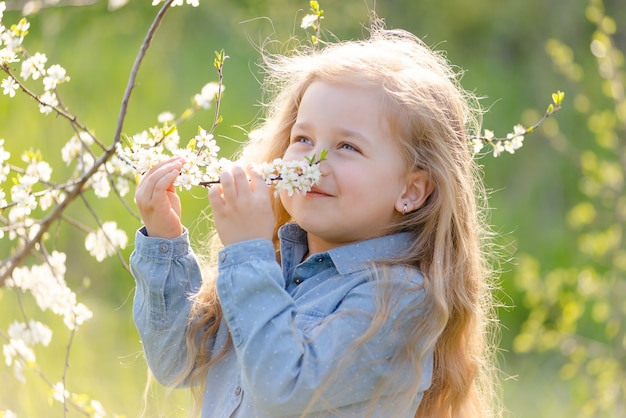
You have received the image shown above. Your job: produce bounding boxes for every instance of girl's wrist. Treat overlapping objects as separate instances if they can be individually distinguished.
[143,224,184,239]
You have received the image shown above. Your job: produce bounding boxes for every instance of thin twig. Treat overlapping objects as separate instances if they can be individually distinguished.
[112,0,174,149]
[0,65,84,127]
[469,102,562,143]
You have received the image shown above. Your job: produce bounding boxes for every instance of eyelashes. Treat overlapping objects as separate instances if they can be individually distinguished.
[289,136,361,154]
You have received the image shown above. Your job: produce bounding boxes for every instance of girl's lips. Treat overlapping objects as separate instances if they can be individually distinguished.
[308,186,332,196]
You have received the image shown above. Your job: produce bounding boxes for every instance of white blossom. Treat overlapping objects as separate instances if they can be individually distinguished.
[2,410,17,418]
[0,139,10,160]
[0,164,8,183]
[492,141,505,157]
[52,382,69,403]
[2,320,52,382]
[12,18,30,36]
[115,175,130,197]
[61,133,87,164]
[0,47,18,65]
[194,128,219,155]
[3,338,32,382]
[157,111,175,123]
[2,18,29,51]
[10,179,37,217]
[470,138,484,154]
[38,90,58,114]
[504,124,525,154]
[43,64,69,91]
[171,148,203,189]
[0,188,7,209]
[8,320,53,347]
[6,251,93,330]
[21,52,47,80]
[39,188,63,211]
[1,76,18,97]
[90,169,111,198]
[90,400,107,418]
[108,0,130,11]
[258,158,322,196]
[119,125,323,195]
[85,221,128,262]
[25,159,52,182]
[161,127,181,152]
[301,14,318,29]
[193,82,222,109]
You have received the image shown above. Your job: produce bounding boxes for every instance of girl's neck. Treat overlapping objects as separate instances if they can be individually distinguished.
[305,235,336,256]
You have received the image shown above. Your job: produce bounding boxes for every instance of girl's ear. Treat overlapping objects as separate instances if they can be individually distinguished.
[396,170,433,214]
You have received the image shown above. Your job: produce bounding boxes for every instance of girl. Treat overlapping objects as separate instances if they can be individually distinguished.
[131,20,499,418]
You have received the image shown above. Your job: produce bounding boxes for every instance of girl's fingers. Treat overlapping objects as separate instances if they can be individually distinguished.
[142,157,183,181]
[137,159,181,195]
[208,182,224,209]
[135,158,182,217]
[138,159,178,187]
[231,165,251,198]
[207,164,274,246]
[152,166,179,194]
[247,164,266,193]
[218,168,236,205]
[219,165,251,205]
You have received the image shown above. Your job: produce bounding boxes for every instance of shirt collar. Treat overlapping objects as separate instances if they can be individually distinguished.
[278,223,414,275]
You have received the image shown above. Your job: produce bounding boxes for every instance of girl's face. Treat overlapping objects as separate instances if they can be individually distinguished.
[281,81,413,254]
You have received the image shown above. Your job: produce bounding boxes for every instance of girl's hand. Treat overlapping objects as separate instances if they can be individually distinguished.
[208,164,275,246]
[135,157,184,239]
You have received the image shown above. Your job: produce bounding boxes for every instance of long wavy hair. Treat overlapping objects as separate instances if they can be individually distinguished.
[176,18,501,418]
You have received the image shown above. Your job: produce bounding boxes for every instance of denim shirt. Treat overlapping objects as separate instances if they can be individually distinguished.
[131,223,433,417]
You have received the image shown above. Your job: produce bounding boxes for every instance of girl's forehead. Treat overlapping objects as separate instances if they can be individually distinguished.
[296,80,397,124]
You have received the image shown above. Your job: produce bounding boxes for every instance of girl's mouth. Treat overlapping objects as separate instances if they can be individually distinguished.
[307,186,332,196]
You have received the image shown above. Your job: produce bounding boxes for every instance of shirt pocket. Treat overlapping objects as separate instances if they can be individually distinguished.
[293,309,327,336]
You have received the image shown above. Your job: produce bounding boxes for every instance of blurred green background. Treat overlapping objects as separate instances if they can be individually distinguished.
[1,0,624,416]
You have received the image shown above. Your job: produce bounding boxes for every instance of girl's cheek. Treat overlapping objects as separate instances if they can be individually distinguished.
[278,188,297,208]
[283,141,312,160]
[281,148,299,161]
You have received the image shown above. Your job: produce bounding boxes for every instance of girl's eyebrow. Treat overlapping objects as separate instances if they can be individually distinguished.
[291,121,313,132]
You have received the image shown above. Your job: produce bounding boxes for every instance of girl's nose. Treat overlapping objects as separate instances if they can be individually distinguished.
[317,158,330,177]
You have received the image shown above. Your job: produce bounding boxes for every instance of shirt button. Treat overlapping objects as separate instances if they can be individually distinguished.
[235,386,242,396]
[293,277,303,285]
[159,243,168,253]
[220,253,227,262]
[315,257,323,262]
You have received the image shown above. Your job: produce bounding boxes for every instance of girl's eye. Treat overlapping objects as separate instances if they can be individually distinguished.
[339,142,360,152]
[293,136,313,145]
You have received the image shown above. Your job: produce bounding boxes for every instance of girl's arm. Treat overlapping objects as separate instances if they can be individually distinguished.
[130,229,204,387]
[131,157,205,386]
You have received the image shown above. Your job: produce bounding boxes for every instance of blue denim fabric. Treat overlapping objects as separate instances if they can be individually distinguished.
[131,223,433,417]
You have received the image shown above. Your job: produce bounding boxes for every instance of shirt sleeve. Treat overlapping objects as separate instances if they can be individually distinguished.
[216,239,427,416]
[130,227,204,387]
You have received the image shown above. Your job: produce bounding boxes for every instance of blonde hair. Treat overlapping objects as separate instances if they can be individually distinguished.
[178,18,500,418]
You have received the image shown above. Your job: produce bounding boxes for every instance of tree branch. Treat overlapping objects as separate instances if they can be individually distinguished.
[0,0,174,286]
